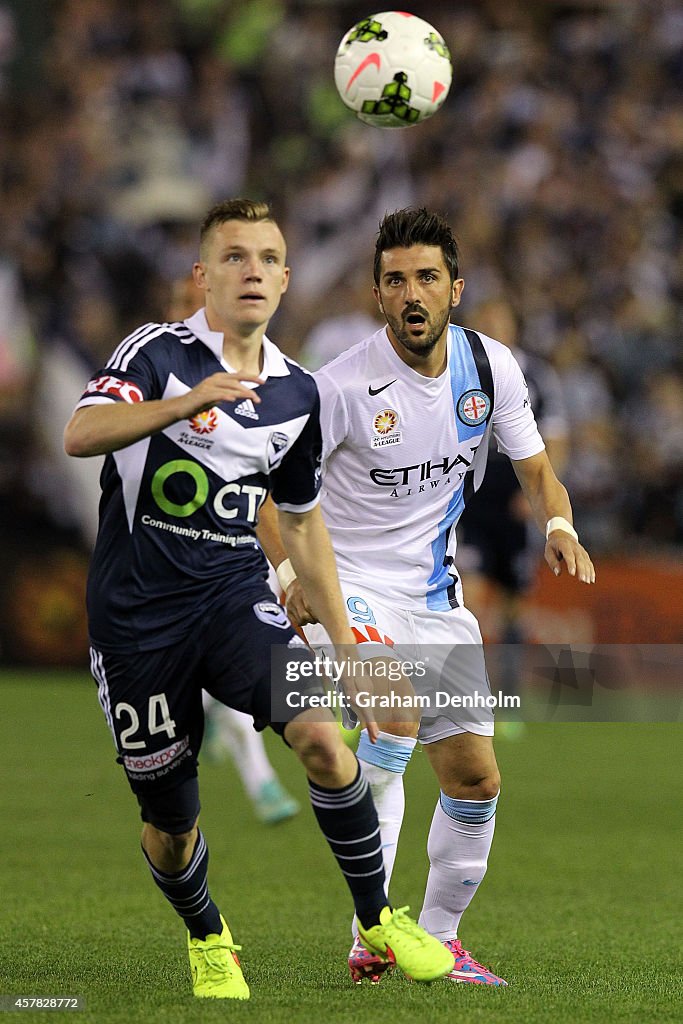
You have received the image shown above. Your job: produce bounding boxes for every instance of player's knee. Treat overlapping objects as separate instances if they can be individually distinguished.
[289,721,345,777]
[443,768,501,801]
[472,770,501,801]
[462,770,500,801]
[142,821,198,872]
[150,823,196,853]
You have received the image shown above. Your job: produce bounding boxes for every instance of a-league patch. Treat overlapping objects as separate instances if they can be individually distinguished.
[253,600,291,629]
[370,408,403,448]
[457,389,491,426]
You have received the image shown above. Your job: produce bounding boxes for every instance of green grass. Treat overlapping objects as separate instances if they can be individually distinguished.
[1,671,681,1023]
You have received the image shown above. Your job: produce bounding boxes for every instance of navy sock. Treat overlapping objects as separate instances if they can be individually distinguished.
[142,829,222,939]
[308,763,387,928]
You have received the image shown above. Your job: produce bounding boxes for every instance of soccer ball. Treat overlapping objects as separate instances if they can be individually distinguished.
[334,11,452,129]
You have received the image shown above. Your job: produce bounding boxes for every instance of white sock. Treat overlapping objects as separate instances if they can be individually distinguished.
[352,729,416,937]
[204,696,275,799]
[418,791,498,941]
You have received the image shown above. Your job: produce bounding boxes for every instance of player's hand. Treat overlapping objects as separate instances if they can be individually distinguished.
[179,372,264,418]
[545,533,595,584]
[284,579,318,627]
[336,650,379,743]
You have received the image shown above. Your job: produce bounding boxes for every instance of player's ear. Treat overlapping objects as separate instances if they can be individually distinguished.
[451,278,464,308]
[193,262,207,291]
[280,266,290,294]
[373,285,383,311]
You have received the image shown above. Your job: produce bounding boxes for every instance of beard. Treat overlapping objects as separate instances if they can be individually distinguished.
[383,303,452,357]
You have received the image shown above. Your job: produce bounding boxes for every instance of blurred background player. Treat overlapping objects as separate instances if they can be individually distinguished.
[167,272,299,824]
[298,269,384,371]
[457,297,570,734]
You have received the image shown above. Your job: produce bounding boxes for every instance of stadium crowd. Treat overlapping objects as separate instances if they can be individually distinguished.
[0,0,682,660]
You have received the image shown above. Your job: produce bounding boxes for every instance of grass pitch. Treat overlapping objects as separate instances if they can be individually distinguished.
[1,671,681,1023]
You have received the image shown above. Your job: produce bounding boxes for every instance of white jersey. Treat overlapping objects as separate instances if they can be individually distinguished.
[314,325,544,611]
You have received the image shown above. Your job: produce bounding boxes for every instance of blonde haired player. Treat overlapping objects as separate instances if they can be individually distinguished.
[167,273,300,825]
[65,199,455,1000]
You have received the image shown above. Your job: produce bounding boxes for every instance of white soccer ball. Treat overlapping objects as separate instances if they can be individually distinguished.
[334,11,452,129]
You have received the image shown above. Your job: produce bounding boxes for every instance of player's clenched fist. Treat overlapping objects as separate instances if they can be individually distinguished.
[284,578,318,628]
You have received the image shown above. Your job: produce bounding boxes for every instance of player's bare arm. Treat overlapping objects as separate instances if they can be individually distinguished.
[276,504,359,649]
[512,449,595,584]
[63,372,263,458]
[256,497,317,627]
[277,505,379,741]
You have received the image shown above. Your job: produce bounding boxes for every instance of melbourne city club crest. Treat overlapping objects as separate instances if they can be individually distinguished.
[457,389,491,427]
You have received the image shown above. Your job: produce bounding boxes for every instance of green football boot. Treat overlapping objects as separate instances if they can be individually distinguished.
[357,906,455,982]
[188,915,250,999]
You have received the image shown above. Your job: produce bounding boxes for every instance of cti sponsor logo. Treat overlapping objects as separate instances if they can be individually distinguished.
[150,459,267,521]
[123,735,190,774]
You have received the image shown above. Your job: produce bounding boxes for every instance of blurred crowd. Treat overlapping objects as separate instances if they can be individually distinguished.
[1,0,682,659]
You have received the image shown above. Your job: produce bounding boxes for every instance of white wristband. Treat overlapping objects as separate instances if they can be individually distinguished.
[545,517,578,542]
[275,558,297,593]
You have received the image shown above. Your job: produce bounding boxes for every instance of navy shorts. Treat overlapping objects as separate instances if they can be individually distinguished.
[89,581,323,822]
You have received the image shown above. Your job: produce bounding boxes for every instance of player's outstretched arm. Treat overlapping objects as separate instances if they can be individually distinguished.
[64,372,263,457]
[512,450,596,585]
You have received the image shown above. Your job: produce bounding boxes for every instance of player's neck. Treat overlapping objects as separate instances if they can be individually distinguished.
[386,328,447,378]
[204,308,265,374]
[220,332,265,375]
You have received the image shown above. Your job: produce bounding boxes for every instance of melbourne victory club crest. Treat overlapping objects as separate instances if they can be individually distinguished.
[371,408,403,449]
[267,430,289,469]
[457,389,491,427]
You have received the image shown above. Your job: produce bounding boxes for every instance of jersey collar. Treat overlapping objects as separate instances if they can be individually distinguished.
[183,308,291,381]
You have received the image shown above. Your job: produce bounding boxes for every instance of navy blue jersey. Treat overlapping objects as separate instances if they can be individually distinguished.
[76,310,321,651]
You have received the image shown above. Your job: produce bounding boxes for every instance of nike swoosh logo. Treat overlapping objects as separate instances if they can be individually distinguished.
[368,379,397,396]
[346,53,381,92]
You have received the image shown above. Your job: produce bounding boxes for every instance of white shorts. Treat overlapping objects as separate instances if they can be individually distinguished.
[304,582,494,743]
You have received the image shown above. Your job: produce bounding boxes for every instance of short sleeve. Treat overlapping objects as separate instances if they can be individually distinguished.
[270,389,323,513]
[491,346,545,461]
[73,324,164,409]
[313,367,350,467]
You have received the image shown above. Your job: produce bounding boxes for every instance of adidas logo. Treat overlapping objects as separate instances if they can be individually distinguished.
[234,399,259,420]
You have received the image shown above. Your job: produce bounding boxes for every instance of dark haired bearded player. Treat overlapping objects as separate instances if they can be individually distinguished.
[260,207,595,987]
